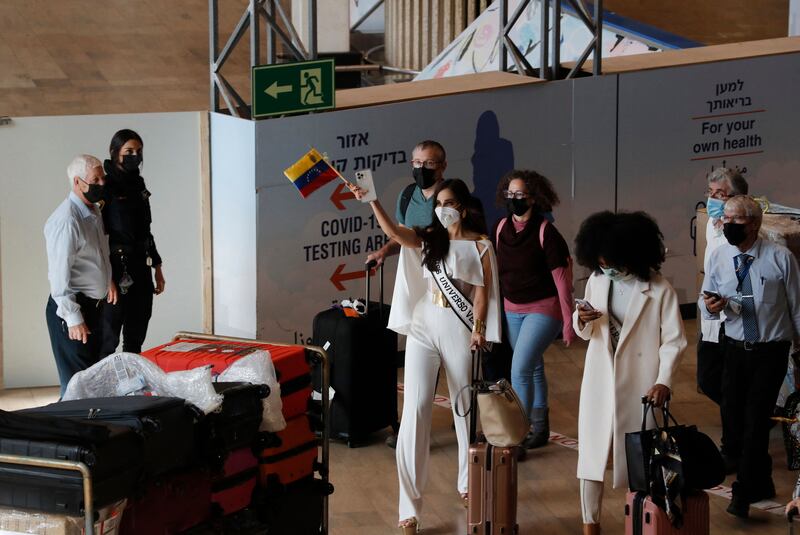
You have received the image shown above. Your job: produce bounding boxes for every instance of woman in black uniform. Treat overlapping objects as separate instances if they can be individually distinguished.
[100,129,165,356]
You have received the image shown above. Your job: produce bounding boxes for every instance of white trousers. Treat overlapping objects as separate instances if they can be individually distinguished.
[580,478,604,524]
[397,299,472,521]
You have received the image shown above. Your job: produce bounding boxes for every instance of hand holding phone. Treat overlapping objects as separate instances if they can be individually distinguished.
[702,290,722,300]
[575,298,595,311]
[354,170,377,203]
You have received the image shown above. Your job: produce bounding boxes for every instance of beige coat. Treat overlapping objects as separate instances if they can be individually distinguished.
[572,272,687,488]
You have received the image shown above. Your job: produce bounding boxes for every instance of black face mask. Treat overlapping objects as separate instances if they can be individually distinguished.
[723,222,748,246]
[80,179,105,203]
[506,198,530,217]
[412,167,437,189]
[121,153,142,173]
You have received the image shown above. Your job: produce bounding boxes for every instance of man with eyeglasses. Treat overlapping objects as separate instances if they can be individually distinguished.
[44,155,117,395]
[701,195,800,517]
[366,140,448,268]
[699,168,748,469]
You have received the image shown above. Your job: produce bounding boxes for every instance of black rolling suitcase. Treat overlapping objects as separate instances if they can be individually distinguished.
[200,382,270,466]
[22,396,198,479]
[0,409,144,515]
[312,261,399,447]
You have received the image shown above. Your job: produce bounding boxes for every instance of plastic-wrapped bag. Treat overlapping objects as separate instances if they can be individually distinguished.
[63,353,223,414]
[217,350,286,431]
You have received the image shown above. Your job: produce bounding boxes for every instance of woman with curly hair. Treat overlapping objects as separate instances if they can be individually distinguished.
[349,178,501,534]
[491,169,576,449]
[572,211,687,535]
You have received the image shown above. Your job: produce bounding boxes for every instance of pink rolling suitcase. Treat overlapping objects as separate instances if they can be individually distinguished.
[467,442,519,535]
[624,490,709,535]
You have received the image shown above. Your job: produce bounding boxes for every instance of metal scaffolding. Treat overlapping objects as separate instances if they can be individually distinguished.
[209,0,317,117]
[499,0,603,80]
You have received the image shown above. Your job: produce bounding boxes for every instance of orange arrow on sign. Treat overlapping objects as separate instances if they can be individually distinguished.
[330,182,356,210]
[330,263,376,291]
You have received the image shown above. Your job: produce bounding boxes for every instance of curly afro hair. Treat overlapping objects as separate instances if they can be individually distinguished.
[495,169,560,211]
[574,211,665,281]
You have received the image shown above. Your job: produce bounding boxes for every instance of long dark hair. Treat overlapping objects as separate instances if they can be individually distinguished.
[574,210,665,281]
[419,179,486,272]
[109,129,143,166]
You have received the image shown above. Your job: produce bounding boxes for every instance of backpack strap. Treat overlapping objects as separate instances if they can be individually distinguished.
[539,219,548,248]
[495,217,507,244]
[399,183,417,220]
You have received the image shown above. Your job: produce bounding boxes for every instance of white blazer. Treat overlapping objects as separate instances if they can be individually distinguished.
[572,271,687,487]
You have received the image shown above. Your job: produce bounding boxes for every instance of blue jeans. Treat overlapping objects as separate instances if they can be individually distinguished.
[506,311,562,419]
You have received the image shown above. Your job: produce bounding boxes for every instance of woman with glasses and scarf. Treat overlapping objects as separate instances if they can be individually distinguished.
[572,211,686,535]
[99,129,165,357]
[491,170,576,450]
[349,178,501,534]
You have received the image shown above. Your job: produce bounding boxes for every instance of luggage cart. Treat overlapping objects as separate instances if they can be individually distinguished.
[0,454,95,535]
[169,331,333,535]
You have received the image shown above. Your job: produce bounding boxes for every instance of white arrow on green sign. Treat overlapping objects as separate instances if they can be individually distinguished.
[265,81,293,99]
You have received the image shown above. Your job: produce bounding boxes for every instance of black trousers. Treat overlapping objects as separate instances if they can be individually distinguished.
[101,261,154,357]
[45,295,104,395]
[697,328,725,405]
[721,339,790,500]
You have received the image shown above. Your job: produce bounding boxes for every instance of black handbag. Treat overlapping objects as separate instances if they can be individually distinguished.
[625,397,725,492]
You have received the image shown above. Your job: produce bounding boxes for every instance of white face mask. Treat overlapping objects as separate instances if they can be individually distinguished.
[435,206,461,228]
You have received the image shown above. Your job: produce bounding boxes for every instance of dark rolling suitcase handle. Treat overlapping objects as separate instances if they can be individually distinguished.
[364,259,384,322]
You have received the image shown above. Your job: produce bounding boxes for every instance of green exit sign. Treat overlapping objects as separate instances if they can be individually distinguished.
[251,59,335,119]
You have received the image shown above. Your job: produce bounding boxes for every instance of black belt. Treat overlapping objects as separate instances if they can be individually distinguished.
[724,337,789,352]
[75,293,104,309]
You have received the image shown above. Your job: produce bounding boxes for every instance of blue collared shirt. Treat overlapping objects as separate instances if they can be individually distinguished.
[44,192,111,326]
[700,237,800,343]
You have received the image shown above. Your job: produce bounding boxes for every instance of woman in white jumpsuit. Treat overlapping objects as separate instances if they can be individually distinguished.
[572,211,686,535]
[350,178,501,534]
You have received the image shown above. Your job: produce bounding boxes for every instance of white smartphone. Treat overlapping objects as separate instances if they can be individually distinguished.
[354,169,377,203]
[575,298,595,311]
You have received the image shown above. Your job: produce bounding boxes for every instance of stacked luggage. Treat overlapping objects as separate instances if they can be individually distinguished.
[0,332,331,535]
[140,332,333,534]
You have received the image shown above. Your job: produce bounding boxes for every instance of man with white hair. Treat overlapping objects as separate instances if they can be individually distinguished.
[701,195,800,517]
[699,168,748,469]
[44,155,117,394]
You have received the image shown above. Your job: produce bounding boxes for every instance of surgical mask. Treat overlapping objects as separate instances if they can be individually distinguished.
[600,266,634,282]
[723,222,748,246]
[413,167,436,189]
[435,206,461,228]
[79,178,105,203]
[121,153,142,173]
[506,198,530,217]
[707,197,725,219]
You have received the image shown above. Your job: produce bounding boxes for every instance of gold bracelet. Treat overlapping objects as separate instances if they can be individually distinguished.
[473,319,486,335]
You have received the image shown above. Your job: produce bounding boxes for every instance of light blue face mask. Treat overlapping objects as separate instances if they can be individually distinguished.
[600,266,633,282]
[707,197,725,219]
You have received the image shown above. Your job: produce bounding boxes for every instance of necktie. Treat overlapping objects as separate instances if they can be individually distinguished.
[736,254,759,342]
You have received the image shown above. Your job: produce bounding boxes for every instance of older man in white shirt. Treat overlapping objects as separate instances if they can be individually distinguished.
[701,195,800,517]
[45,155,117,394]
[699,168,748,470]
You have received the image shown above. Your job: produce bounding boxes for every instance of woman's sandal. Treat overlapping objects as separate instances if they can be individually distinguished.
[461,493,469,508]
[399,517,419,534]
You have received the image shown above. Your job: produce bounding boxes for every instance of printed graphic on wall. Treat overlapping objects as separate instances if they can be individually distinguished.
[415,0,685,80]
